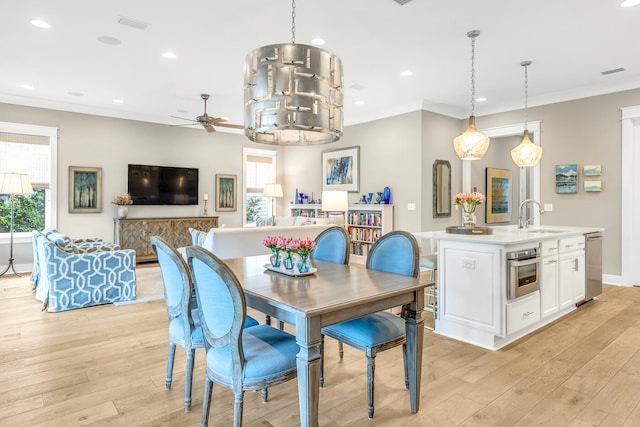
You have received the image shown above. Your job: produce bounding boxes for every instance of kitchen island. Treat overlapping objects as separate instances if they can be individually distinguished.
[415,225,603,350]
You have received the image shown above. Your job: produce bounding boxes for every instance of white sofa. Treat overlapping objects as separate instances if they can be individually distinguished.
[190,223,331,259]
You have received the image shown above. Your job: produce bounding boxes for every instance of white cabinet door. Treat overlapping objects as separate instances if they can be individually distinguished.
[441,245,503,335]
[559,251,585,310]
[541,256,559,317]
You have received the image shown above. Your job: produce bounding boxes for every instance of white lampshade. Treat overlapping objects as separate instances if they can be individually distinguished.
[0,173,34,195]
[262,183,283,198]
[322,190,348,212]
[511,130,543,167]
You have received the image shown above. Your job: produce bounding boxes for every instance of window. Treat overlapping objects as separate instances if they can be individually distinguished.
[0,121,57,243]
[243,148,277,226]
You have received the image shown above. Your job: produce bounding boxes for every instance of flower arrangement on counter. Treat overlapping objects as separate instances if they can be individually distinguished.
[454,192,485,213]
[113,193,133,205]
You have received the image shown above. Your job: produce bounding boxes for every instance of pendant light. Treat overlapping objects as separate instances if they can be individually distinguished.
[511,61,543,167]
[244,0,344,145]
[453,30,490,160]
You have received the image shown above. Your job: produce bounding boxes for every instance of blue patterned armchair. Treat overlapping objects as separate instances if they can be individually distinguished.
[33,232,136,312]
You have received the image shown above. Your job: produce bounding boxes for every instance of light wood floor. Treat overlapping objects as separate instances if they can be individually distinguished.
[2,268,640,426]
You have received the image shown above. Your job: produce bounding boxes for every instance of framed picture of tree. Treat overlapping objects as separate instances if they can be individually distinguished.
[69,166,102,213]
[216,174,237,212]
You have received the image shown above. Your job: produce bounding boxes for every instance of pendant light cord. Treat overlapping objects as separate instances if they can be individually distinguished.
[291,0,297,44]
[521,60,532,131]
[470,35,476,116]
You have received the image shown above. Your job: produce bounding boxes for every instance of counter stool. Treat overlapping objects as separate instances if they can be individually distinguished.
[419,253,438,326]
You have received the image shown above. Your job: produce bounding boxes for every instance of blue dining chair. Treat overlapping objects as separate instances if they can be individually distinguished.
[185,245,299,427]
[151,237,259,412]
[311,225,350,265]
[320,231,420,419]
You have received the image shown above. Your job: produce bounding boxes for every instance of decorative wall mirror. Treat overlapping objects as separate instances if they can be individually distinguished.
[433,160,451,217]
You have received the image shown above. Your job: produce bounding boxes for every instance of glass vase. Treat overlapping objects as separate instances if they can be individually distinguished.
[463,211,476,230]
[270,248,282,268]
[297,253,312,274]
[283,251,295,270]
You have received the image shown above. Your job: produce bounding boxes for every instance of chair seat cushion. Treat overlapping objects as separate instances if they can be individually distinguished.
[322,311,405,348]
[206,325,298,381]
[419,253,437,270]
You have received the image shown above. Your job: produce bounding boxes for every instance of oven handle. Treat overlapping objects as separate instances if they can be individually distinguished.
[509,257,540,267]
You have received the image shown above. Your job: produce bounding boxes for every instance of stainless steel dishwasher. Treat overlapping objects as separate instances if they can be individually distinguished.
[578,231,603,305]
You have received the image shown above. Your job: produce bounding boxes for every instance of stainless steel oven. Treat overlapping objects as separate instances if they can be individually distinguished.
[507,247,540,299]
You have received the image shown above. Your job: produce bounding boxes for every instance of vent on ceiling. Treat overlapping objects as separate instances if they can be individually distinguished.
[394,0,413,4]
[601,67,625,75]
[349,84,367,91]
[118,17,150,31]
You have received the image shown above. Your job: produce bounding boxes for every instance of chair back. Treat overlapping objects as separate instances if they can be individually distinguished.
[366,231,420,277]
[151,237,196,345]
[312,226,350,264]
[185,246,246,360]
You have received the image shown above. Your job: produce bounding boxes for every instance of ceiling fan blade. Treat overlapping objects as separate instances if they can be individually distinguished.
[170,115,198,123]
[214,123,244,129]
[204,124,216,133]
[169,123,200,128]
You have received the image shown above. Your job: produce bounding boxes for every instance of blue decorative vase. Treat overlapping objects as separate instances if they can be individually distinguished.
[383,187,391,204]
[270,248,282,268]
[376,192,384,204]
[283,252,295,270]
[297,253,312,274]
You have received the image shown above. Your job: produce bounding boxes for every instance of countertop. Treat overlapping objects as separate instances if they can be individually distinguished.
[414,225,604,246]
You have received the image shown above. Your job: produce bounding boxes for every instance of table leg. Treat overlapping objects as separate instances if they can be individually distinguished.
[296,317,321,427]
[404,301,424,413]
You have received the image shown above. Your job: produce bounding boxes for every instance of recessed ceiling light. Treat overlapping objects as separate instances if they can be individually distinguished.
[311,38,325,46]
[475,97,487,102]
[621,0,640,7]
[67,91,84,96]
[162,52,177,59]
[20,84,33,89]
[97,36,121,45]
[400,70,413,77]
[113,99,124,104]
[176,109,189,114]
[355,100,365,105]
[30,19,51,29]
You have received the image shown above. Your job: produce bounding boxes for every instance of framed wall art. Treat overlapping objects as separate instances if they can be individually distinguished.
[216,174,237,212]
[583,164,602,176]
[485,167,512,223]
[585,180,602,192]
[556,164,578,193]
[321,146,360,192]
[69,166,102,213]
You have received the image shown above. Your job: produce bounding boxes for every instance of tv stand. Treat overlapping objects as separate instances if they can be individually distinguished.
[114,216,218,262]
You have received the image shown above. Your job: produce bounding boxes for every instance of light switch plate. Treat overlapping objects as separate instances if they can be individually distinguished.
[407,203,416,211]
[544,203,553,212]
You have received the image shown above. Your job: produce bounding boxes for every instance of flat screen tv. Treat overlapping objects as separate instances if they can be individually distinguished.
[128,164,198,205]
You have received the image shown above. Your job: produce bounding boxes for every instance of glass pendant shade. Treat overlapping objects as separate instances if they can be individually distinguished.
[244,43,344,145]
[511,130,543,167]
[453,116,491,160]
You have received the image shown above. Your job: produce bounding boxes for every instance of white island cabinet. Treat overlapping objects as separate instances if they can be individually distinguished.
[415,225,601,351]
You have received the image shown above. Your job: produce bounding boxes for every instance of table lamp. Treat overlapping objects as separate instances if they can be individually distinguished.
[262,183,283,223]
[321,190,348,227]
[0,173,34,277]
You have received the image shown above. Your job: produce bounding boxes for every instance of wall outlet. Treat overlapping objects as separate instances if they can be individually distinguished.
[407,203,416,211]
[544,203,553,212]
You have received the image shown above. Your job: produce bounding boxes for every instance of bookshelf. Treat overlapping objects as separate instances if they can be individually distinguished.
[288,203,325,218]
[347,205,394,264]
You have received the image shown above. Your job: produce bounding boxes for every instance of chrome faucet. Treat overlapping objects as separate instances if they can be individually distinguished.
[518,199,545,229]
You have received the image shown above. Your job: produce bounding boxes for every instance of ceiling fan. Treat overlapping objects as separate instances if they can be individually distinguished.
[171,94,243,133]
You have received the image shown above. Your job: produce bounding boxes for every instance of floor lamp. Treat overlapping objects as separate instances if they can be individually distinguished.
[322,190,348,227]
[262,183,283,224]
[0,173,34,277]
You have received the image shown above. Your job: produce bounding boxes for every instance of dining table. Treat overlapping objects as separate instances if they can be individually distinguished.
[223,254,431,427]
